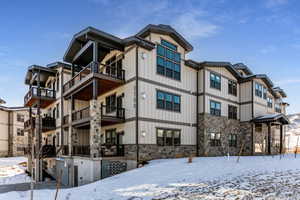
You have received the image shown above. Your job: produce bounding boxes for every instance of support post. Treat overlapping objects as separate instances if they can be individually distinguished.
[268,123,271,155]
[280,124,283,154]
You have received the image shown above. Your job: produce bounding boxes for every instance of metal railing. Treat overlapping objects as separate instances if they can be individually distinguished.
[72,145,90,156]
[24,86,56,104]
[101,144,125,157]
[63,61,125,93]
[101,105,125,120]
[42,117,56,130]
[72,106,90,122]
[24,118,35,129]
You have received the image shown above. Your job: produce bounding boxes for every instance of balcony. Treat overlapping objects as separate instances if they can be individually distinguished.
[24,87,56,108]
[71,144,124,157]
[71,105,125,127]
[23,116,56,132]
[34,145,56,158]
[63,62,125,101]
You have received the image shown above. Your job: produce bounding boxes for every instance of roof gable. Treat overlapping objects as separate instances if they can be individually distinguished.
[135,24,193,52]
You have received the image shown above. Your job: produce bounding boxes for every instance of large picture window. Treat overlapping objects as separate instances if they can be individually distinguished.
[255,83,263,98]
[156,39,181,81]
[210,100,221,116]
[157,128,181,146]
[210,73,221,90]
[157,90,180,112]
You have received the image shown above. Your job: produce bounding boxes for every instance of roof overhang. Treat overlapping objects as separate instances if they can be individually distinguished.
[252,113,290,125]
[136,24,193,52]
[233,63,253,75]
[199,61,242,80]
[24,65,56,86]
[241,74,274,88]
[273,87,287,98]
[63,27,124,63]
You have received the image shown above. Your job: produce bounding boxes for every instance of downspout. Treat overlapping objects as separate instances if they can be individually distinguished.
[251,80,254,155]
[135,46,139,165]
[60,69,64,149]
[196,70,199,157]
[7,110,11,156]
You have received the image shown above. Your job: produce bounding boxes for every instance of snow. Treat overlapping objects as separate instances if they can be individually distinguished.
[0,157,30,185]
[1,155,300,199]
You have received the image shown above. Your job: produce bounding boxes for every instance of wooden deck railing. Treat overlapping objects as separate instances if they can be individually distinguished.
[63,61,125,93]
[24,86,56,104]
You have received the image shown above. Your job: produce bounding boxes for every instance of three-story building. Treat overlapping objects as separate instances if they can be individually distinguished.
[24,24,289,186]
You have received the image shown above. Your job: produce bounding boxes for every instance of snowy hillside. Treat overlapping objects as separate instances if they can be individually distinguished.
[2,155,300,199]
[286,114,300,150]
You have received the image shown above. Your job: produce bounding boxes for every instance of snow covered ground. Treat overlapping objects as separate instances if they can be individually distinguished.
[1,155,300,199]
[0,157,30,185]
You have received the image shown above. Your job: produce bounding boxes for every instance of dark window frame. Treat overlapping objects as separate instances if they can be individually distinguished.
[228,105,238,120]
[17,114,24,122]
[267,97,273,108]
[210,100,221,116]
[17,128,24,136]
[228,134,237,147]
[210,72,221,90]
[255,82,263,98]
[105,93,117,113]
[209,132,221,147]
[156,39,181,81]
[157,128,181,146]
[156,90,181,112]
[105,129,117,145]
[228,80,237,96]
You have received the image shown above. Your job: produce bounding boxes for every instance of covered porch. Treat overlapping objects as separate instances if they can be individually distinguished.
[252,113,290,155]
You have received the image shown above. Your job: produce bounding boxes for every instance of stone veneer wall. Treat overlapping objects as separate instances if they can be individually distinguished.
[198,113,253,157]
[90,100,102,158]
[124,144,196,161]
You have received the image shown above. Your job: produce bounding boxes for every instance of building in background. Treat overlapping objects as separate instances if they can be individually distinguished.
[0,106,29,157]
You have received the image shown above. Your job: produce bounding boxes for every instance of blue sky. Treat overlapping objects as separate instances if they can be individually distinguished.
[0,0,299,113]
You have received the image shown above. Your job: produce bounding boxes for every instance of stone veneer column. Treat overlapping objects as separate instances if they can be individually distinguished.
[90,100,102,158]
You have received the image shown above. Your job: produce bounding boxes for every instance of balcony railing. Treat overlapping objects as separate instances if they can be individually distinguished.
[24,86,56,105]
[72,106,90,122]
[72,145,90,157]
[41,145,56,158]
[63,61,125,93]
[101,144,125,157]
[24,116,56,132]
[63,115,69,126]
[42,117,56,131]
[101,105,125,120]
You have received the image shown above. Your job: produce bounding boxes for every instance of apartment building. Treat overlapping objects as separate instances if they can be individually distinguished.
[0,106,29,157]
[24,24,289,186]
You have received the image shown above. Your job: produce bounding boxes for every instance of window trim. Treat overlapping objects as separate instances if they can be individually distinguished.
[210,100,221,116]
[228,79,237,96]
[228,105,238,120]
[156,89,181,113]
[210,72,221,90]
[156,127,181,146]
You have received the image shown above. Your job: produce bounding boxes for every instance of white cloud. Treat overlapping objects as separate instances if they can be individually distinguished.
[172,11,218,40]
[265,0,289,8]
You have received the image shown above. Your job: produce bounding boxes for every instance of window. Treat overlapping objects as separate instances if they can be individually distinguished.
[17,128,24,136]
[210,100,221,116]
[56,103,60,118]
[157,90,180,112]
[255,124,262,132]
[209,132,221,146]
[106,94,116,113]
[156,39,181,80]
[255,83,263,98]
[275,103,281,113]
[210,73,221,90]
[17,114,24,122]
[105,129,117,145]
[157,128,181,146]
[228,134,237,147]
[228,105,237,120]
[267,97,273,108]
[228,80,237,96]
[263,87,267,99]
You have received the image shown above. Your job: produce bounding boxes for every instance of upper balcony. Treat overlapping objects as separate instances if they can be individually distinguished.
[63,62,125,101]
[24,87,56,108]
[71,105,125,128]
